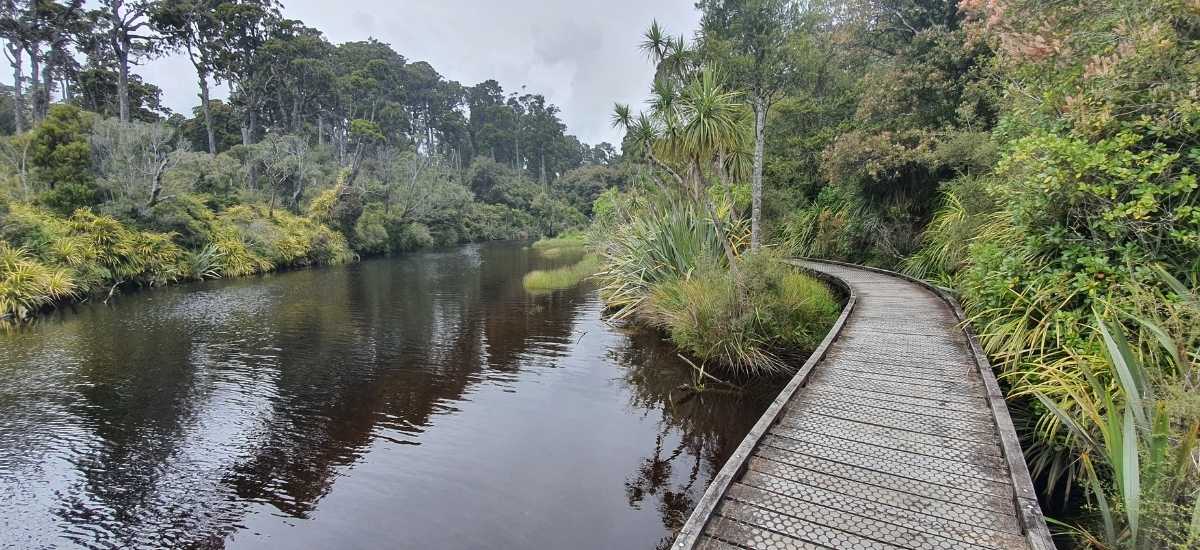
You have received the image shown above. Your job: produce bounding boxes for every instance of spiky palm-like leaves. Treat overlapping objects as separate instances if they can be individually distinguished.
[612,56,748,268]
[0,243,78,320]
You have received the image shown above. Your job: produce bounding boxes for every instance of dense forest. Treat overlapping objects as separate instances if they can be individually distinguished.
[0,0,624,320]
[1,0,1198,547]
[584,0,1198,547]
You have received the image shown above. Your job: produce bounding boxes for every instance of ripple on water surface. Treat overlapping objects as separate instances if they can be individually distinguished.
[0,242,783,550]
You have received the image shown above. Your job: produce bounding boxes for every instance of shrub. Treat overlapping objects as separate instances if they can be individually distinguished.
[29,105,98,214]
[594,191,747,319]
[352,206,392,255]
[0,242,77,320]
[162,151,243,199]
[643,253,838,376]
[218,205,353,269]
[138,194,219,249]
[393,221,434,251]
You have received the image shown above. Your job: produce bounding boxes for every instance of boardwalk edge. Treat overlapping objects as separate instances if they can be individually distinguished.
[671,260,857,549]
[794,258,1056,550]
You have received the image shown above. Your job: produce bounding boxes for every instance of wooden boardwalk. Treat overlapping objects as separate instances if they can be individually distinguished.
[673,260,1054,550]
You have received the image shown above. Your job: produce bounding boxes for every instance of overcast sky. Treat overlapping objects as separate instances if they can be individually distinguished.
[127,0,701,145]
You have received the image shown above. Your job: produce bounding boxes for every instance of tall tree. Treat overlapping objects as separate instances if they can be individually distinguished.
[0,0,32,132]
[698,0,799,249]
[257,20,335,135]
[93,0,161,123]
[212,0,280,147]
[612,68,747,271]
[153,0,223,154]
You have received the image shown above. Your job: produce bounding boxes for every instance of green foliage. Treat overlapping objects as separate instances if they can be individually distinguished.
[901,175,998,284]
[555,164,628,215]
[642,251,838,376]
[138,194,220,249]
[31,105,99,215]
[594,190,747,319]
[530,232,588,260]
[0,242,77,321]
[531,233,587,251]
[460,202,536,242]
[218,205,353,268]
[864,1,1200,544]
[1031,293,1199,548]
[352,205,436,255]
[0,202,182,291]
[162,151,244,200]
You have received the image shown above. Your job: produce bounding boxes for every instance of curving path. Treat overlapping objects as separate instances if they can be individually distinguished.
[672,260,1054,550]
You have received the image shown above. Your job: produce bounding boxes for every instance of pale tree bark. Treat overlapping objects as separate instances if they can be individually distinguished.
[26,43,40,122]
[750,95,767,251]
[147,156,169,207]
[115,46,130,122]
[106,0,148,124]
[198,72,216,154]
[6,42,23,133]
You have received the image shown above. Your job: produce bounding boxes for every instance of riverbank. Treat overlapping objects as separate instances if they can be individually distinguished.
[0,196,572,323]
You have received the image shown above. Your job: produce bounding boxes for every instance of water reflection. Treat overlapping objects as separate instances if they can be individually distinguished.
[0,242,781,549]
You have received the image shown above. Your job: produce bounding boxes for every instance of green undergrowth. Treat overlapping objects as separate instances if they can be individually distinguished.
[643,252,839,376]
[0,199,352,321]
[593,189,838,377]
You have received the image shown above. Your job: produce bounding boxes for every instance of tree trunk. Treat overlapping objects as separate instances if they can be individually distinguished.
[240,102,257,146]
[147,157,169,207]
[693,160,740,275]
[291,153,305,210]
[39,56,51,121]
[243,103,258,188]
[27,46,40,122]
[199,72,216,155]
[9,45,23,134]
[317,115,324,146]
[750,96,766,250]
[116,46,130,122]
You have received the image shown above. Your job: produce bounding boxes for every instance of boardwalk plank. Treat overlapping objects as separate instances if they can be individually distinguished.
[674,261,1049,550]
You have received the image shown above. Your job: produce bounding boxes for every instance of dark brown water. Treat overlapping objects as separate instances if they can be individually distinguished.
[0,241,780,550]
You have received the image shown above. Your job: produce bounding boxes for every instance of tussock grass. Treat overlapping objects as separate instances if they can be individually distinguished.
[531,233,587,251]
[591,190,839,377]
[594,192,746,320]
[530,233,588,261]
[522,254,600,294]
[643,252,839,377]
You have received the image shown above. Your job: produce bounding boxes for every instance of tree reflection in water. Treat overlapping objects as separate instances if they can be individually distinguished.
[614,329,783,550]
[0,241,786,550]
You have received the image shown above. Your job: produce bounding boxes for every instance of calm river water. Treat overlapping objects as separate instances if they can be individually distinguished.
[0,241,780,549]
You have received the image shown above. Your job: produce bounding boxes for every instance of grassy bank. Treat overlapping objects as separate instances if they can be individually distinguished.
[0,198,353,321]
[522,253,600,294]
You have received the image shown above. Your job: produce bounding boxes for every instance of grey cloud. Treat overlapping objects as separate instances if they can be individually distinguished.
[140,0,700,145]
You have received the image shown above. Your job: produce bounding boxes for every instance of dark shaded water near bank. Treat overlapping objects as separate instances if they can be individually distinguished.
[0,241,781,549]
